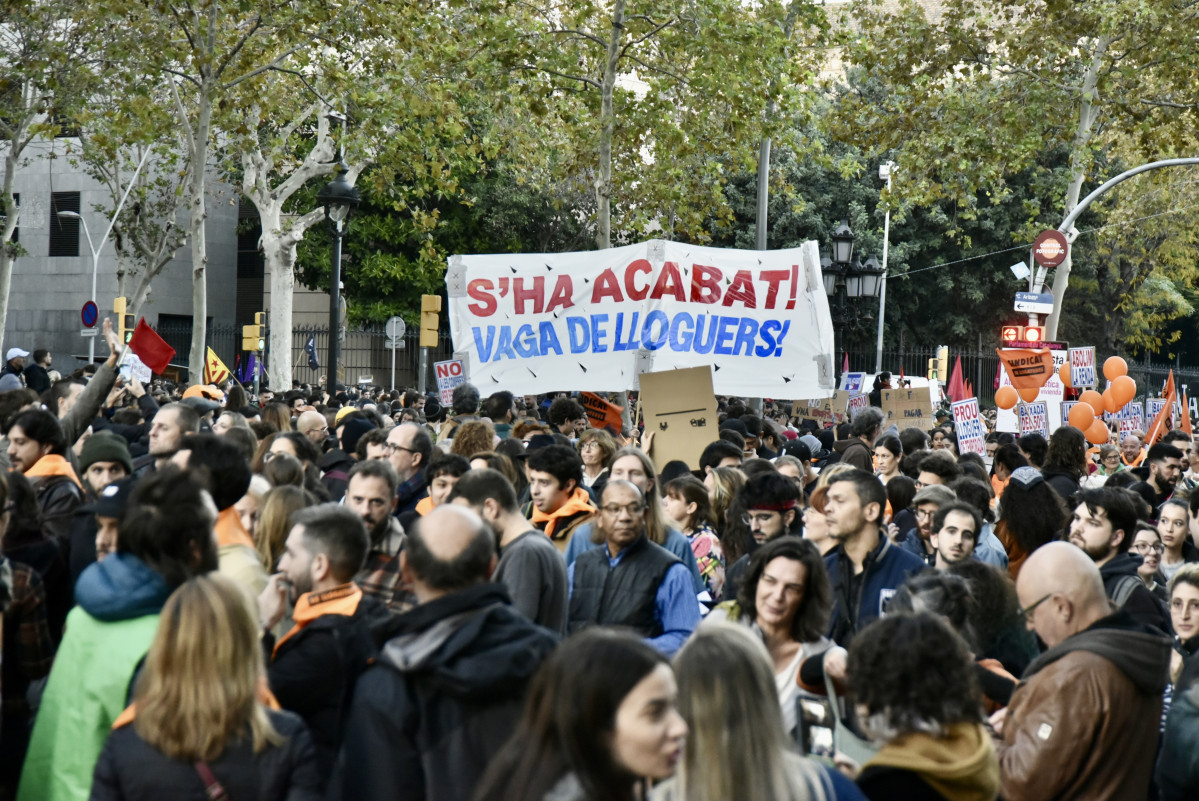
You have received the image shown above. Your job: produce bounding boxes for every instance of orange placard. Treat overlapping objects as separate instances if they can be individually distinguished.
[579,392,625,432]
[995,348,1055,390]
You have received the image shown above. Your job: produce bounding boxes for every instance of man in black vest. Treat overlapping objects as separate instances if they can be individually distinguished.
[567,480,699,655]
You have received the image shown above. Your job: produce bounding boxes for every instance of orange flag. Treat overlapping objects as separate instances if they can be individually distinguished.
[1146,370,1176,446]
[995,348,1055,390]
[1183,388,1193,435]
[579,392,625,431]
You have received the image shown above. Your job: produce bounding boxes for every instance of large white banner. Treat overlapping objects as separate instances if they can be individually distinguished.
[445,240,835,397]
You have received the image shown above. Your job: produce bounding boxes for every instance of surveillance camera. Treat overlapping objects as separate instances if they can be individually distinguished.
[1010,261,1031,280]
[879,161,894,180]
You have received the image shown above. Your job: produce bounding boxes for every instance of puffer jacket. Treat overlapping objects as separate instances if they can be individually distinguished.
[329,583,558,801]
[90,709,322,801]
[996,609,1170,801]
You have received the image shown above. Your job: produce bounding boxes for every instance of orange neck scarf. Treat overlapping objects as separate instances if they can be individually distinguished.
[272,582,363,658]
[215,507,255,549]
[26,454,82,489]
[531,487,595,539]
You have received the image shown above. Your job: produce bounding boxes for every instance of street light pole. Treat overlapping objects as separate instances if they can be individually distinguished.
[874,161,894,374]
[317,162,361,396]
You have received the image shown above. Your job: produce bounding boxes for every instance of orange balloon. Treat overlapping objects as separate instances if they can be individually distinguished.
[1102,388,1118,413]
[994,386,1018,410]
[1103,356,1128,381]
[1086,418,1110,445]
[1079,389,1105,416]
[1018,386,1041,404]
[1068,402,1095,431]
[1059,362,1073,389]
[1111,375,1136,407]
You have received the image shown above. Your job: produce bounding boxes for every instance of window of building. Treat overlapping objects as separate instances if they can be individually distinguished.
[49,192,80,257]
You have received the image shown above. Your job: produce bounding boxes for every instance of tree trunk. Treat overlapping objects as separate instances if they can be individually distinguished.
[594,0,624,251]
[1044,35,1108,340]
[185,92,213,385]
[263,220,296,391]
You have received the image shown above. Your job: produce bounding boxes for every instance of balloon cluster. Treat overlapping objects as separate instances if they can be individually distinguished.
[995,355,1136,445]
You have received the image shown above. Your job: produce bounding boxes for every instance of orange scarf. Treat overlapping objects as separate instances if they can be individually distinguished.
[215,507,255,549]
[272,583,363,658]
[112,678,280,729]
[1123,450,1145,468]
[531,487,595,539]
[26,454,82,489]
[415,495,434,516]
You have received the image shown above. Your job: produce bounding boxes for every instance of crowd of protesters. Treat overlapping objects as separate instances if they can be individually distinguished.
[1,332,1198,800]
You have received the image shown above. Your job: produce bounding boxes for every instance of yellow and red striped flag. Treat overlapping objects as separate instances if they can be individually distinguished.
[204,347,231,385]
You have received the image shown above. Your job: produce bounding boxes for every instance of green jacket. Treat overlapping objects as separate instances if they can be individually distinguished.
[18,606,161,801]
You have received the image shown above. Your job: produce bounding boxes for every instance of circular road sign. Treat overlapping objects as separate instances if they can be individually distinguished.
[1033,230,1069,268]
[385,315,407,339]
[81,300,99,328]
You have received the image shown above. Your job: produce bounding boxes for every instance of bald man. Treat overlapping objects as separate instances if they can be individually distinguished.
[297,410,331,452]
[334,505,558,801]
[993,542,1170,801]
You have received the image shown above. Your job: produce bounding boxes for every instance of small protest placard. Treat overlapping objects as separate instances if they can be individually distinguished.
[1069,347,1097,389]
[952,398,986,456]
[1019,401,1049,438]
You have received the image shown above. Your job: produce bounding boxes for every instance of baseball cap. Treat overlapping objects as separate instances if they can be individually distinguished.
[780,439,813,462]
[1008,466,1044,490]
[6,347,29,361]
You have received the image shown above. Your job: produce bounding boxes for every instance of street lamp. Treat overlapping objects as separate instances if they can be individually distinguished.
[317,161,360,394]
[822,218,884,382]
[57,210,99,364]
[831,218,855,266]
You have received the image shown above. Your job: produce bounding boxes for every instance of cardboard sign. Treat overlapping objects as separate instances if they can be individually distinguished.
[847,393,870,420]
[840,372,867,393]
[1069,347,1097,389]
[793,391,852,426]
[117,350,152,384]
[579,391,625,431]
[640,366,718,471]
[1019,401,1049,438]
[881,386,936,426]
[952,398,986,456]
[434,359,467,406]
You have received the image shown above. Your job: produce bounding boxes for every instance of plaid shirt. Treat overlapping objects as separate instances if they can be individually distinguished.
[355,517,415,614]
[2,556,55,714]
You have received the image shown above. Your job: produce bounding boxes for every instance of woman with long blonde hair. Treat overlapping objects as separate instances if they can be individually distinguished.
[91,574,321,799]
[653,623,861,801]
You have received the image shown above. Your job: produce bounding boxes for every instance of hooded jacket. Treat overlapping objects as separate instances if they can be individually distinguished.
[858,722,999,801]
[330,583,558,801]
[996,610,1171,801]
[1097,552,1170,633]
[17,554,172,801]
[1157,681,1199,801]
[835,437,874,472]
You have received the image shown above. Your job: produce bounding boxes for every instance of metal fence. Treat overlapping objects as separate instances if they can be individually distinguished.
[151,321,455,390]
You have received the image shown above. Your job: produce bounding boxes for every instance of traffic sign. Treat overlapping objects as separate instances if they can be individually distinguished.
[1004,339,1068,350]
[385,315,406,339]
[81,300,98,328]
[80,328,98,338]
[1014,291,1054,314]
[1032,230,1069,268]
[385,338,405,350]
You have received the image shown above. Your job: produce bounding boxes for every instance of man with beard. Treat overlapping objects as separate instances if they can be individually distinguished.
[1130,442,1184,517]
[258,503,388,784]
[344,459,413,613]
[901,484,956,563]
[448,467,567,633]
[929,502,981,570]
[1067,487,1170,633]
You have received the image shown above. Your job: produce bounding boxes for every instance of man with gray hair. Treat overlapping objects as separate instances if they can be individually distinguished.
[567,479,699,655]
[839,406,884,472]
[334,504,557,801]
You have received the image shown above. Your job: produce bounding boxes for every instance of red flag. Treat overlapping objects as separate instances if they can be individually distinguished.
[1146,370,1176,446]
[1184,388,1193,436]
[842,351,849,374]
[994,362,1001,390]
[946,355,967,402]
[900,365,905,382]
[127,319,176,375]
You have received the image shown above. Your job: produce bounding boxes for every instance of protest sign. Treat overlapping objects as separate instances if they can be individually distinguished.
[996,349,1067,433]
[640,366,718,470]
[793,391,852,426]
[952,398,986,456]
[1019,401,1049,437]
[841,372,867,393]
[579,392,625,431]
[1069,347,1097,389]
[847,393,870,420]
[1116,401,1144,438]
[434,359,466,406]
[881,386,936,425]
[446,239,835,398]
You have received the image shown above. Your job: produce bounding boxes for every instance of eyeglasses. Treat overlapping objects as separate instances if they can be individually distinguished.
[1131,542,1166,555]
[1019,592,1056,620]
[914,508,936,520]
[742,511,782,527]
[384,442,416,454]
[601,503,645,517]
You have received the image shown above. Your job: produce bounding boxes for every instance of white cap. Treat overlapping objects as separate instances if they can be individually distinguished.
[6,347,29,362]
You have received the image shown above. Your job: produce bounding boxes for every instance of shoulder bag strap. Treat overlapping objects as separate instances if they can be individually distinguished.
[194,761,230,801]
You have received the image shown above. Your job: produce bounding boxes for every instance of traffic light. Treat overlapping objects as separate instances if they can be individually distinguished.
[1022,325,1045,343]
[935,345,948,382]
[242,312,265,352]
[1000,325,1046,344]
[420,294,441,348]
[113,297,135,343]
[1001,325,1021,344]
